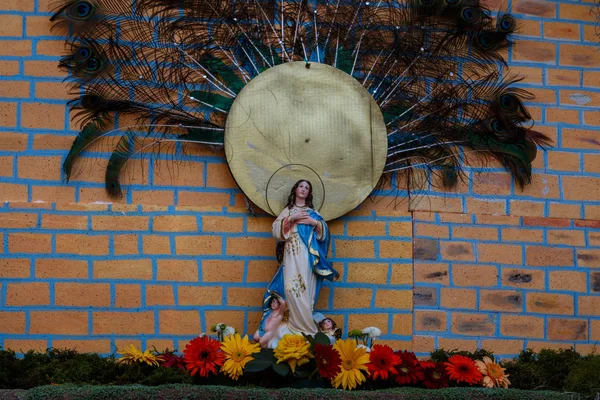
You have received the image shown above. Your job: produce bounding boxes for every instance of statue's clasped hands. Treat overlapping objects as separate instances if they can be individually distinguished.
[291,210,318,227]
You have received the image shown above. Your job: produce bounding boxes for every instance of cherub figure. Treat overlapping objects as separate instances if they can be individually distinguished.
[254,295,287,348]
[319,317,342,344]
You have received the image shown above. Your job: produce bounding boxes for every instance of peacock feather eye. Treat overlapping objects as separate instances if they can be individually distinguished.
[499,94,518,112]
[497,14,515,32]
[476,32,494,49]
[491,119,506,133]
[81,94,103,109]
[67,1,95,20]
[461,7,475,21]
[85,57,102,72]
[74,47,91,62]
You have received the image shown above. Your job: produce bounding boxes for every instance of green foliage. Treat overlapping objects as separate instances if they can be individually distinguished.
[563,353,600,399]
[429,348,496,363]
[501,348,582,391]
[12,385,570,400]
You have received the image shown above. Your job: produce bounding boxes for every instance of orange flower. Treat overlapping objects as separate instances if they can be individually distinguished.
[474,356,510,388]
[183,336,225,377]
[367,344,400,381]
[445,355,483,385]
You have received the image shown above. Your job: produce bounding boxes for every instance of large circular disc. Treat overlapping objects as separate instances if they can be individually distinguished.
[225,61,387,221]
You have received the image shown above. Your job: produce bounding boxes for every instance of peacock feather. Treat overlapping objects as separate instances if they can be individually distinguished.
[51,0,551,198]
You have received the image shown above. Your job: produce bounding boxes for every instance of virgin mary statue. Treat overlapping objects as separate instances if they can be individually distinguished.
[253,179,339,348]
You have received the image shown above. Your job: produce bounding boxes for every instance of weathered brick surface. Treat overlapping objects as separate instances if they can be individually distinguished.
[0,1,598,357]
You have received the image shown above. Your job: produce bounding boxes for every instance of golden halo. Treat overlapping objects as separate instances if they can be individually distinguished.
[225,61,387,221]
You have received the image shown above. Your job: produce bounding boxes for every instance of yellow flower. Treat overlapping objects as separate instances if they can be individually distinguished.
[331,338,370,390]
[474,356,511,388]
[274,334,314,373]
[117,344,163,366]
[220,333,261,380]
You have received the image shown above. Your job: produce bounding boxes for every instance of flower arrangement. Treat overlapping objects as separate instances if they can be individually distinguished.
[114,325,514,391]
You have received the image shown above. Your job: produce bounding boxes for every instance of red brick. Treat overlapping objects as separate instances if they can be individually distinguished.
[94,259,153,280]
[409,196,463,213]
[501,228,544,243]
[246,260,278,283]
[247,216,274,233]
[52,340,111,354]
[56,234,109,255]
[414,263,449,285]
[389,221,412,237]
[179,286,223,306]
[146,285,175,306]
[0,40,30,56]
[584,71,600,88]
[347,221,386,236]
[36,259,88,279]
[55,283,110,307]
[92,216,149,231]
[3,340,47,353]
[547,69,580,86]
[206,163,236,189]
[526,246,573,267]
[548,151,580,172]
[379,240,412,259]
[453,226,499,241]
[93,312,154,335]
[500,315,544,338]
[178,191,230,207]
[440,241,474,261]
[451,313,495,336]
[202,260,244,282]
[0,81,28,98]
[0,259,30,278]
[177,235,222,255]
[547,230,585,246]
[131,190,174,206]
[577,249,600,267]
[159,310,201,335]
[156,259,198,282]
[481,339,524,355]
[0,311,25,334]
[513,0,555,17]
[415,223,449,239]
[478,243,522,265]
[414,311,446,332]
[559,44,597,68]
[153,159,203,187]
[548,203,581,220]
[523,217,570,228]
[438,338,478,352]
[578,296,600,316]
[514,40,556,63]
[502,268,545,289]
[527,293,574,315]
[42,215,88,230]
[142,235,171,255]
[9,233,51,254]
[412,335,435,353]
[441,288,476,309]
[559,3,597,22]
[115,284,141,308]
[30,311,88,335]
[335,239,375,258]
[563,129,600,151]
[113,234,139,255]
[452,264,498,287]
[476,215,521,226]
[390,263,413,285]
[472,172,511,195]
[480,290,523,312]
[390,313,412,336]
[202,216,243,233]
[544,22,580,40]
[6,282,49,306]
[548,318,588,341]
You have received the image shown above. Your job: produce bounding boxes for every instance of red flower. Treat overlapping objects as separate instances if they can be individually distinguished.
[161,350,185,371]
[314,343,342,380]
[183,336,225,377]
[368,344,401,381]
[394,350,424,385]
[422,361,449,389]
[444,355,483,385]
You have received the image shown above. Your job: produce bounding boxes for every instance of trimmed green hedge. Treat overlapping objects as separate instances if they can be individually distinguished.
[0,385,571,400]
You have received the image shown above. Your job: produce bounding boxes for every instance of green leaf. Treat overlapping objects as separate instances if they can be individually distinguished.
[244,356,272,373]
[314,332,331,346]
[203,55,245,94]
[184,127,224,145]
[336,47,353,75]
[272,361,290,377]
[189,91,234,113]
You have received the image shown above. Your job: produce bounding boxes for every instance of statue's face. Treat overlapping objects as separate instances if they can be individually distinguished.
[295,181,311,200]
[322,319,333,330]
[271,298,280,310]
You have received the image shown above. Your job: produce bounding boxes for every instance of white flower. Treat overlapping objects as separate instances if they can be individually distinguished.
[361,326,382,339]
[357,344,371,352]
[212,323,226,333]
[223,326,236,337]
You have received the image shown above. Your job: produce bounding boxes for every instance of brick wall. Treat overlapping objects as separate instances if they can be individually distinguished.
[413,212,600,357]
[0,0,598,354]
